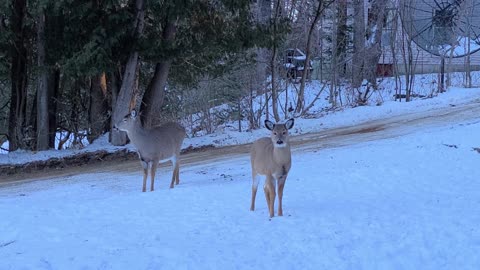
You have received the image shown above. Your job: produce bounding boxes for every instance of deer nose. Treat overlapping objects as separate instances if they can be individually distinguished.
[276,140,283,145]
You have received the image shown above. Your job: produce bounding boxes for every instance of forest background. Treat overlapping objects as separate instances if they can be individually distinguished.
[0,0,475,153]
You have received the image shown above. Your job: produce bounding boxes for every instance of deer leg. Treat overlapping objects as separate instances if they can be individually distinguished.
[271,178,277,217]
[250,173,259,211]
[175,164,180,185]
[150,161,158,191]
[174,155,180,185]
[169,157,177,189]
[140,160,149,192]
[263,185,270,215]
[264,175,276,218]
[277,177,286,216]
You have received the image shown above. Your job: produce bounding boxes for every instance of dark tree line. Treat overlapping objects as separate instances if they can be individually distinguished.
[0,0,402,153]
[0,0,267,151]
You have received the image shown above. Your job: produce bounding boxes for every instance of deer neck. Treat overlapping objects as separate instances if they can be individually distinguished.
[126,120,147,145]
[273,144,291,165]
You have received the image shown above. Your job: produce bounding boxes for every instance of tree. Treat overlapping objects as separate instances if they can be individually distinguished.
[352,0,365,88]
[255,0,271,96]
[0,0,270,151]
[397,0,418,101]
[335,0,348,78]
[88,73,108,144]
[111,0,145,145]
[364,0,387,88]
[350,0,387,104]
[269,0,283,122]
[140,14,176,128]
[36,6,49,150]
[8,0,29,151]
[136,0,259,129]
[296,0,330,113]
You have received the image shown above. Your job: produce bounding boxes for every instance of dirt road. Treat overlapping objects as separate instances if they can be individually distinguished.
[2,99,480,185]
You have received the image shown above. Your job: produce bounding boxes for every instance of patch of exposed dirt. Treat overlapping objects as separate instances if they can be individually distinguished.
[352,124,385,134]
[0,149,137,178]
[0,144,216,182]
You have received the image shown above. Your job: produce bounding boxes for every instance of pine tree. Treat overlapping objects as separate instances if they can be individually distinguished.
[137,0,260,128]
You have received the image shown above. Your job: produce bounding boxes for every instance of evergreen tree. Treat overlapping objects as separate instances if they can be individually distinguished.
[1,0,275,150]
[137,0,261,128]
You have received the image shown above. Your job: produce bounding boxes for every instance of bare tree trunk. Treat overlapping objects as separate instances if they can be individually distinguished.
[336,0,347,78]
[48,69,59,148]
[108,69,121,143]
[271,48,280,121]
[140,62,168,127]
[237,97,242,132]
[270,0,281,121]
[255,0,271,94]
[296,0,327,113]
[390,9,401,101]
[140,18,176,128]
[329,1,338,107]
[465,40,472,87]
[352,0,365,88]
[264,86,269,120]
[36,8,49,151]
[464,4,472,88]
[363,0,387,89]
[111,0,145,145]
[8,0,28,151]
[446,47,456,89]
[88,74,108,143]
[439,57,445,93]
[399,2,417,101]
[111,55,138,145]
[248,80,255,129]
[405,35,414,101]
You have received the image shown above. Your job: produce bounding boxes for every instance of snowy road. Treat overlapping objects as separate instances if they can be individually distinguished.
[3,98,480,185]
[1,99,480,270]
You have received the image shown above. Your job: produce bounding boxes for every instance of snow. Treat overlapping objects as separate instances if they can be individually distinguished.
[1,78,480,269]
[293,55,306,60]
[438,36,480,57]
[1,115,480,269]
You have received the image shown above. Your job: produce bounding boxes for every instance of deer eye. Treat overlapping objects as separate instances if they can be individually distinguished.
[282,131,286,135]
[274,132,277,135]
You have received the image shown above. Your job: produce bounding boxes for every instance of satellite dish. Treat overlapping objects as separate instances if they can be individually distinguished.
[400,0,480,57]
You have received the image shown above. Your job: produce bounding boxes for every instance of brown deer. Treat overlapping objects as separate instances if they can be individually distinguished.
[115,110,186,192]
[250,118,294,218]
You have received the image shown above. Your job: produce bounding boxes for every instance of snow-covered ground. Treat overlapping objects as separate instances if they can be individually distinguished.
[1,78,480,269]
[1,109,479,269]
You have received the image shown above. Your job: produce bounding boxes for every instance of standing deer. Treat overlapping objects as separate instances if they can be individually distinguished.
[250,118,294,218]
[115,110,186,192]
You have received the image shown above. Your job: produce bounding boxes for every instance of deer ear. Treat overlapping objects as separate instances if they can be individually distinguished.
[285,118,294,130]
[264,119,275,131]
[130,109,137,119]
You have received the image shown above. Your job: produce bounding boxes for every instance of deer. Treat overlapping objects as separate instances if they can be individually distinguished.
[250,118,294,218]
[114,109,186,192]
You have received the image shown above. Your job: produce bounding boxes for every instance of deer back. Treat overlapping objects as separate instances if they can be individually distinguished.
[133,122,185,162]
[116,110,186,162]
